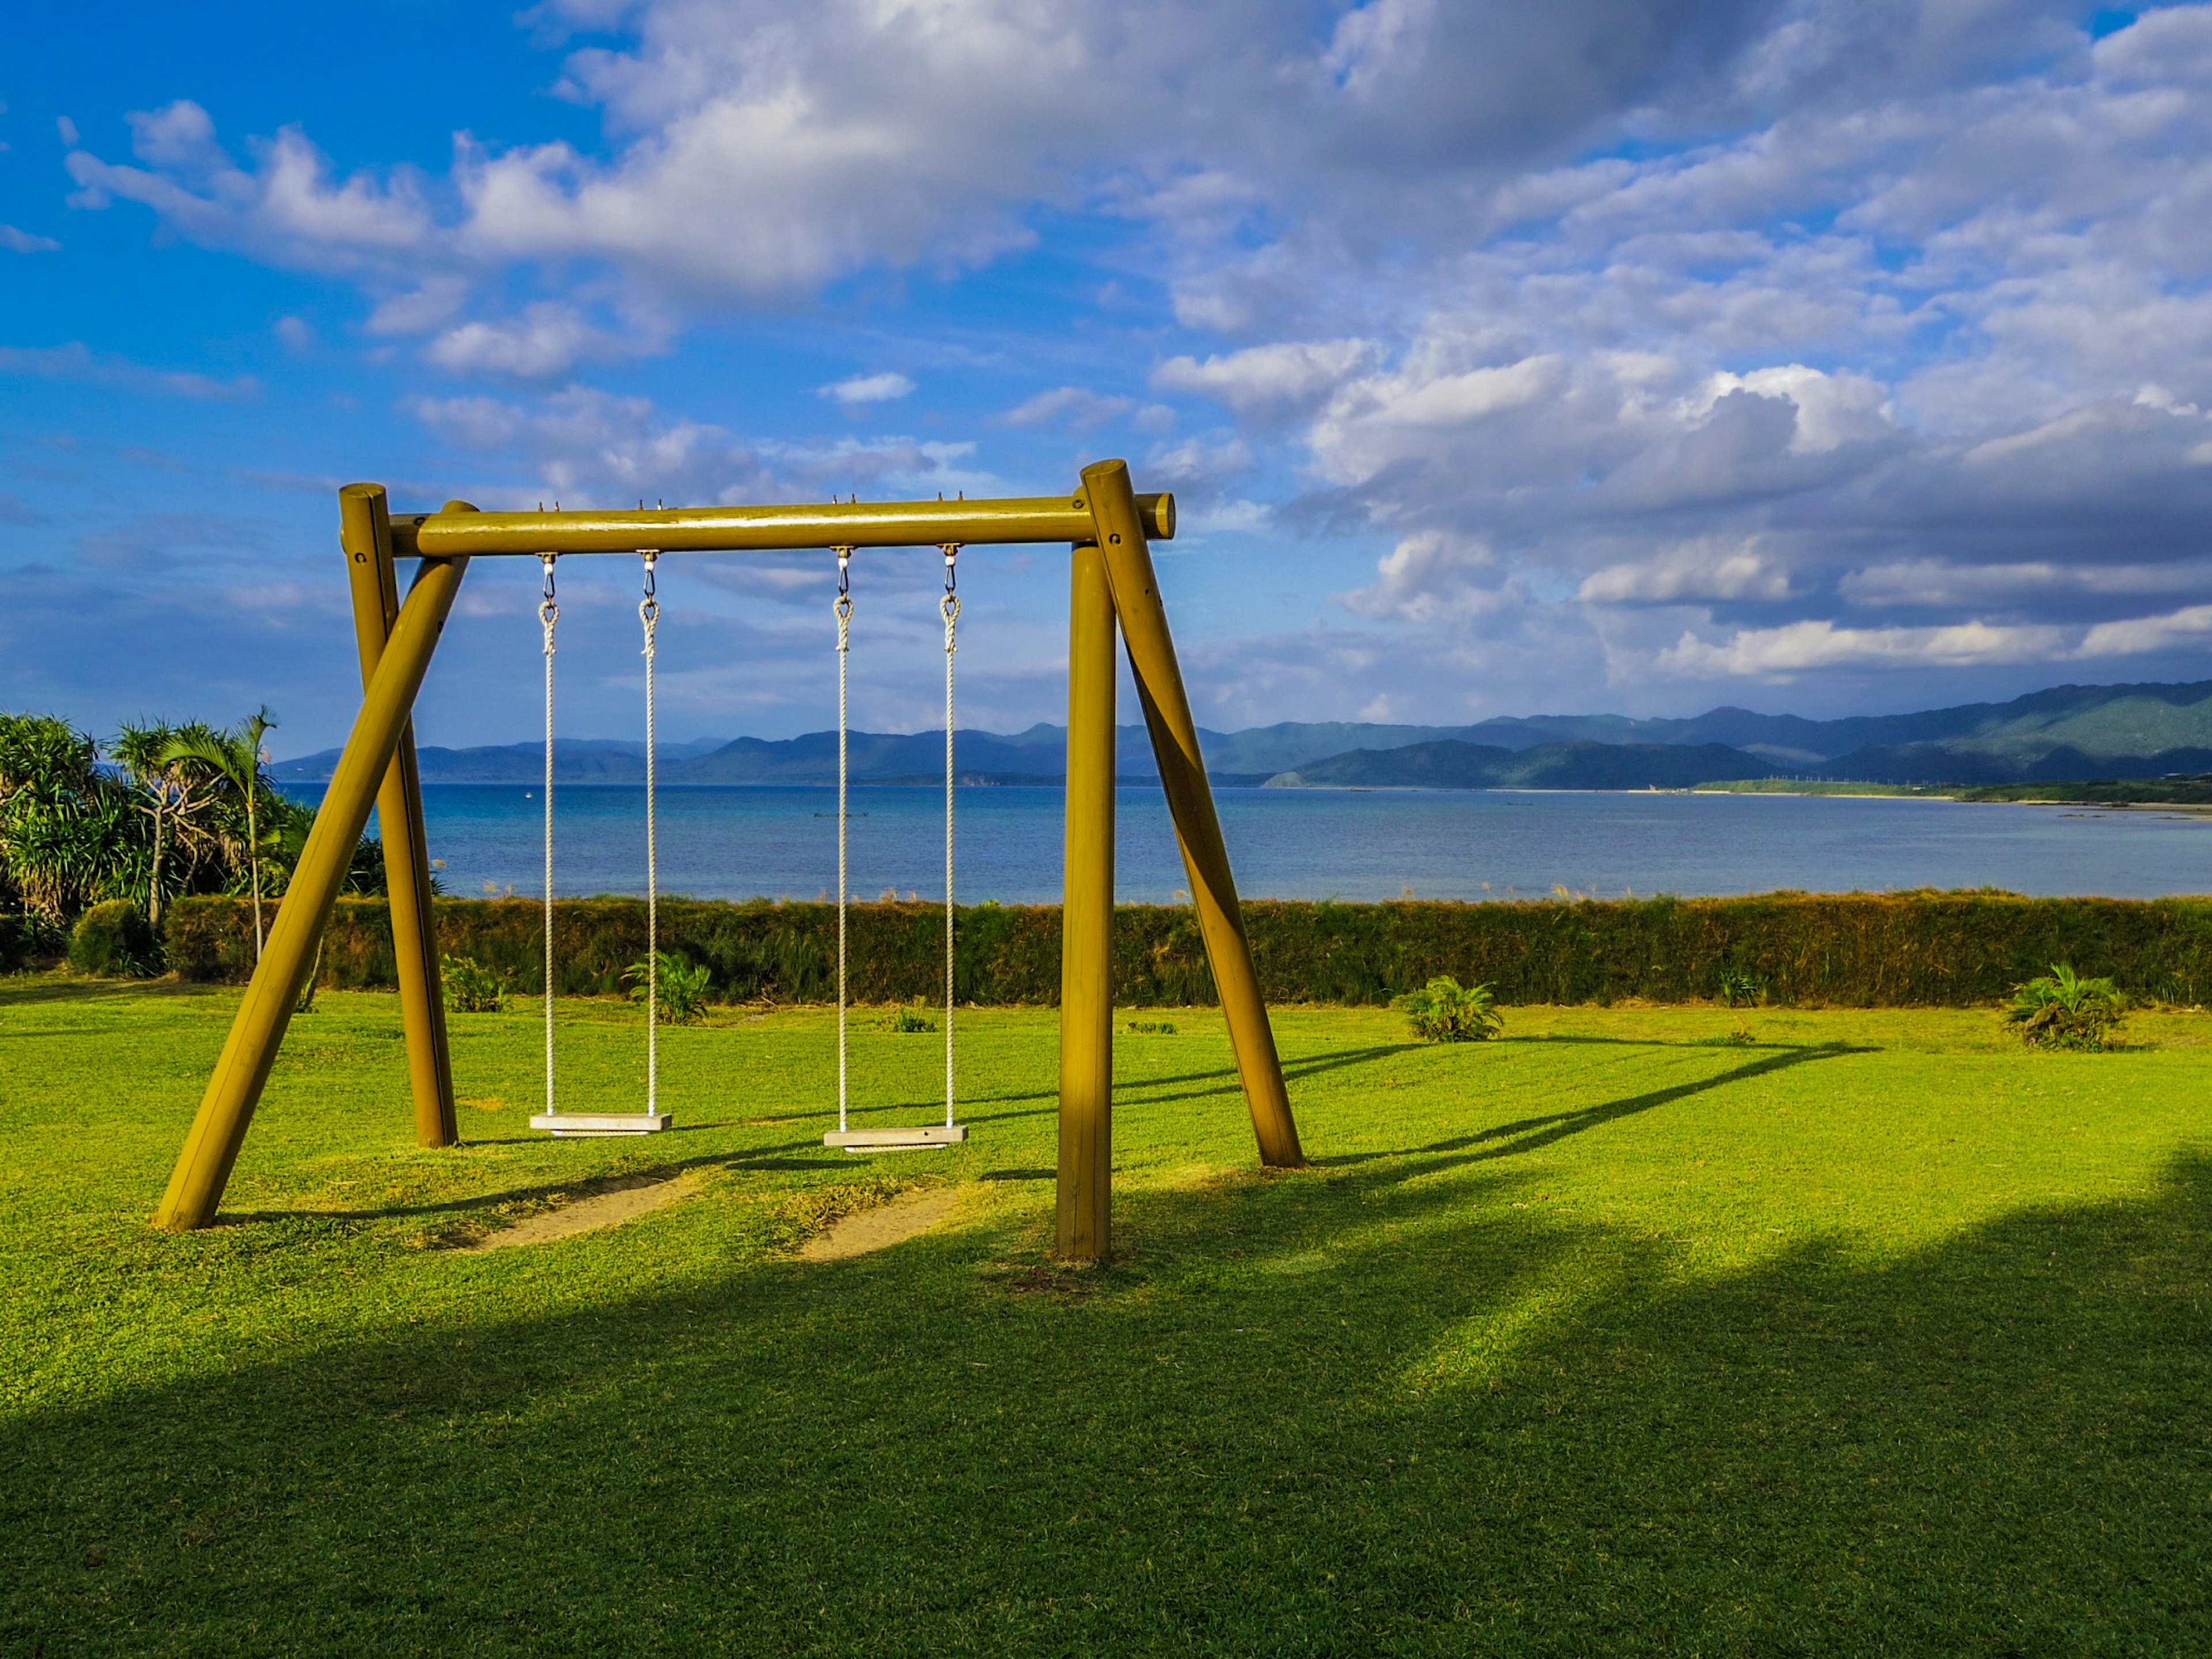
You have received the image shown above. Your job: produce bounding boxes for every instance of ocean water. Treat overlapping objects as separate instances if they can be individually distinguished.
[284,783,2212,903]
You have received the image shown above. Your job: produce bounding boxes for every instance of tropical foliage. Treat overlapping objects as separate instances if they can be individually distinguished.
[1,709,384,973]
[1717,969,1768,1007]
[2003,963,2127,1050]
[626,951,713,1024]
[1395,975,1504,1042]
[441,955,513,1014]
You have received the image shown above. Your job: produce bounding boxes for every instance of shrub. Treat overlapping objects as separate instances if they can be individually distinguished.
[67,899,162,976]
[1396,975,1502,1042]
[0,912,29,974]
[1124,1018,1178,1034]
[626,952,711,1024]
[1717,969,1767,1007]
[880,1002,938,1033]
[2003,963,2126,1050]
[441,954,512,1014]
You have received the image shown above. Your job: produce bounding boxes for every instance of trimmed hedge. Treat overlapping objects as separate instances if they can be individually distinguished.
[160,890,2212,1007]
[67,900,162,977]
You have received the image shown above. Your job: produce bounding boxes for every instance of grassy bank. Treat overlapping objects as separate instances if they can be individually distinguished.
[4,979,2210,1653]
[153,889,2212,1008]
[1691,778,1945,797]
[1960,779,2212,806]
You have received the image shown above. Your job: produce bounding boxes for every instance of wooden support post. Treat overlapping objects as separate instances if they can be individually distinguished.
[154,554,470,1231]
[339,484,457,1149]
[1058,537,1117,1261]
[1081,459,1305,1169]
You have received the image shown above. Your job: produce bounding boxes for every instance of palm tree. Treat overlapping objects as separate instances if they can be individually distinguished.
[162,707,280,958]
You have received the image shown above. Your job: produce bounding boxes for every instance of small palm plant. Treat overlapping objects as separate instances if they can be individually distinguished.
[2003,963,2126,1050]
[626,951,712,1025]
[160,707,279,959]
[1396,975,1503,1042]
[1717,969,1767,1008]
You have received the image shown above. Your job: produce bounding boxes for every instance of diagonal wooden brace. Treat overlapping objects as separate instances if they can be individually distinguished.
[154,552,470,1231]
[1082,459,1305,1170]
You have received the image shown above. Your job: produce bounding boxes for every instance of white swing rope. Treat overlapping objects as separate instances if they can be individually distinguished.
[640,551,662,1113]
[834,548,853,1136]
[539,553,559,1118]
[940,543,960,1128]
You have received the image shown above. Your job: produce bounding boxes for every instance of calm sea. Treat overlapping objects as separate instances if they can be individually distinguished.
[281,783,2212,903]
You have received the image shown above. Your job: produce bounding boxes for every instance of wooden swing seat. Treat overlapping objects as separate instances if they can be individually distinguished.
[824,1123,968,1152]
[529,1112,673,1137]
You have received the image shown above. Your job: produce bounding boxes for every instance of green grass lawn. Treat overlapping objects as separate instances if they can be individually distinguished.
[4,978,2210,1656]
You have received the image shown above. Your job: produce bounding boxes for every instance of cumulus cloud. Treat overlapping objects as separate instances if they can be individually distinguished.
[1153,341,1381,421]
[427,303,665,378]
[1340,531,1502,624]
[50,2,2212,718]
[65,102,430,270]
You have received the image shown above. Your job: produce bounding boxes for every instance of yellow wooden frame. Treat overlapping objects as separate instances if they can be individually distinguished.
[153,460,1303,1259]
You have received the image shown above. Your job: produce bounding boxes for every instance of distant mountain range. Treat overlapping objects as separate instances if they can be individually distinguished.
[268,679,2212,790]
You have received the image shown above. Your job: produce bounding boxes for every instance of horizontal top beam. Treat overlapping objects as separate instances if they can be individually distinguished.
[375,489,1174,557]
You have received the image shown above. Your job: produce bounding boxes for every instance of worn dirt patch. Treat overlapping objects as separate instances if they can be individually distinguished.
[465,1169,704,1252]
[801,1186,960,1262]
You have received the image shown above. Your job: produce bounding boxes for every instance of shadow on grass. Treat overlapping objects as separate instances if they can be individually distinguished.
[1312,1041,1870,1169]
[9,1147,2209,1654]
[0,975,225,1009]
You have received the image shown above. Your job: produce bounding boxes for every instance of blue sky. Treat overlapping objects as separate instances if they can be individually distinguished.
[7,1,2212,756]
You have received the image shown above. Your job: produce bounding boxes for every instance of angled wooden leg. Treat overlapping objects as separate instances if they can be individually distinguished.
[154,551,470,1231]
[1082,459,1304,1169]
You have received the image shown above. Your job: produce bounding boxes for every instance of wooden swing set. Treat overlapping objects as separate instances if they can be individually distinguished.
[151,459,1304,1260]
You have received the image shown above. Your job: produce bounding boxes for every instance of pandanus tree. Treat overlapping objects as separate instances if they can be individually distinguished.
[0,713,135,925]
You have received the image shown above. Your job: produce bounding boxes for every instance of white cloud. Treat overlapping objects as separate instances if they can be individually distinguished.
[411,386,771,505]
[367,278,469,336]
[1002,385,1130,429]
[1658,619,2066,677]
[1340,531,1501,624]
[1153,340,1381,419]
[1578,538,1792,604]
[823,372,917,406]
[2077,604,2212,657]
[51,3,2212,717]
[65,102,431,271]
[429,303,658,378]
[0,224,59,254]
[1145,435,1252,484]
[1684,366,1891,454]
